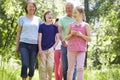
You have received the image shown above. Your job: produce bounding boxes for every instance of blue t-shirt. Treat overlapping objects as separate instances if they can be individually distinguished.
[18,16,42,44]
[38,23,58,50]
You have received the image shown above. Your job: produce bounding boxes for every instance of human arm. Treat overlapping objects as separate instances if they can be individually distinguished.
[77,23,91,42]
[65,25,72,41]
[38,33,43,56]
[16,25,22,53]
[53,33,60,49]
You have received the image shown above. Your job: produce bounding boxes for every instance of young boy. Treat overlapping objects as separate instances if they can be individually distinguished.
[38,10,59,80]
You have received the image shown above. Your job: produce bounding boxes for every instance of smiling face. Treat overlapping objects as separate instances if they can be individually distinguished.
[25,2,36,15]
[44,11,53,22]
[72,6,84,20]
[73,9,81,19]
[65,2,73,17]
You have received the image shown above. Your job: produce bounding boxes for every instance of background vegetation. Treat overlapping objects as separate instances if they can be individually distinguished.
[0,0,120,80]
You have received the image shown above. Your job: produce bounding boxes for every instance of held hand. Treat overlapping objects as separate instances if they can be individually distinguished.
[62,40,68,47]
[76,31,82,37]
[71,30,78,36]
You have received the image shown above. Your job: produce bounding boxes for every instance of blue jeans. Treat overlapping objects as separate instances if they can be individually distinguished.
[61,45,76,80]
[19,42,38,78]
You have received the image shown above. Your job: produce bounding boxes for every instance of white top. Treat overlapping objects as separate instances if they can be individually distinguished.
[55,41,61,50]
[18,16,42,44]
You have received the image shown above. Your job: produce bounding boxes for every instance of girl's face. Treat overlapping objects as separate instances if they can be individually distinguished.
[27,3,36,15]
[45,12,53,22]
[73,9,81,19]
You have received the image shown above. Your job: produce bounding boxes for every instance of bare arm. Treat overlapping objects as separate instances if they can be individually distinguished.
[65,25,72,41]
[38,33,42,56]
[16,25,22,53]
[53,33,60,49]
[38,33,42,50]
[77,23,91,42]
[58,25,63,41]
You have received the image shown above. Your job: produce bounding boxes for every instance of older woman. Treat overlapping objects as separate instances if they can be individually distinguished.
[16,1,42,80]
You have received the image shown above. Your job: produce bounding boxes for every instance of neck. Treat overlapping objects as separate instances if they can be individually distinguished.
[67,14,72,17]
[76,16,83,23]
[45,21,52,25]
[27,14,34,18]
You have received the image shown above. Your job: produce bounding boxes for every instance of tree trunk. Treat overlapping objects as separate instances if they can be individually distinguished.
[84,0,90,67]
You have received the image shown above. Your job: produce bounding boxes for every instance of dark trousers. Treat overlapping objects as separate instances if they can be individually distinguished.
[19,42,38,78]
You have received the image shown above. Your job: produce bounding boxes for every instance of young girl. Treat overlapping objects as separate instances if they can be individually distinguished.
[38,10,59,80]
[65,6,91,80]
[54,18,62,80]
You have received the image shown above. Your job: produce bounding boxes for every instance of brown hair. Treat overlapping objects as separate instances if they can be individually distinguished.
[24,1,37,14]
[75,5,84,14]
[43,10,53,22]
[75,5,86,21]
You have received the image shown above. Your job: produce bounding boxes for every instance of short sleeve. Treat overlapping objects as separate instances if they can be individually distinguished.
[18,16,24,27]
[38,17,43,25]
[54,25,59,34]
[38,24,43,33]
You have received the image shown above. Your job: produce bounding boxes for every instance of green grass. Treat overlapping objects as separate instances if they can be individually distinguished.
[0,55,120,80]
[84,65,120,80]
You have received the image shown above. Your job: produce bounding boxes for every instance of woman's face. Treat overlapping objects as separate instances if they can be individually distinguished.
[45,12,53,22]
[27,3,36,15]
[72,9,81,19]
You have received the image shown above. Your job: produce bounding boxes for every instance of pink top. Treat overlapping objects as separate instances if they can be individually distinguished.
[67,22,87,52]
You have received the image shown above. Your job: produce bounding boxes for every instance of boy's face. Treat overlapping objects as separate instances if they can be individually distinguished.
[45,12,53,22]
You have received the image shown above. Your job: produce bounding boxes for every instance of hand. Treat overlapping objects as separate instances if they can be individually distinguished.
[54,22,58,27]
[15,46,19,54]
[71,30,78,36]
[38,50,43,57]
[76,31,82,37]
[62,40,68,47]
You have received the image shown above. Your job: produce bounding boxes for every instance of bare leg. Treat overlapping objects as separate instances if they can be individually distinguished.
[22,78,26,80]
[29,77,32,80]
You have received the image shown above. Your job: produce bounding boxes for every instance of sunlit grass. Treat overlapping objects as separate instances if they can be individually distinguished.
[0,55,120,80]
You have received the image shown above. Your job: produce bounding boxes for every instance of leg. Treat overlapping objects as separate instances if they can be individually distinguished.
[54,50,61,80]
[47,47,54,80]
[67,51,77,80]
[38,51,47,80]
[59,50,63,80]
[28,44,38,79]
[72,63,77,80]
[22,78,26,80]
[77,52,86,80]
[19,42,29,78]
[29,77,32,80]
[61,45,68,80]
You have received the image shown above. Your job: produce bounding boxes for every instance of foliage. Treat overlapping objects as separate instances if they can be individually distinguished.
[84,65,120,80]
[87,0,120,67]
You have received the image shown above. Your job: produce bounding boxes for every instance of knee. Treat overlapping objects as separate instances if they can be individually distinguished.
[22,64,29,69]
[77,68,84,72]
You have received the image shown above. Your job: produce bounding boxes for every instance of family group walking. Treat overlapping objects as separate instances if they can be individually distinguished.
[16,1,91,80]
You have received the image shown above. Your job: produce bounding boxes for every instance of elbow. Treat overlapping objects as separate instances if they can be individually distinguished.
[89,38,92,42]
[87,37,92,42]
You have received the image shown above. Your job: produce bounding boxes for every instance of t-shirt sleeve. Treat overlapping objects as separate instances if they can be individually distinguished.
[18,16,24,27]
[38,24,43,33]
[39,18,43,25]
[54,25,59,34]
